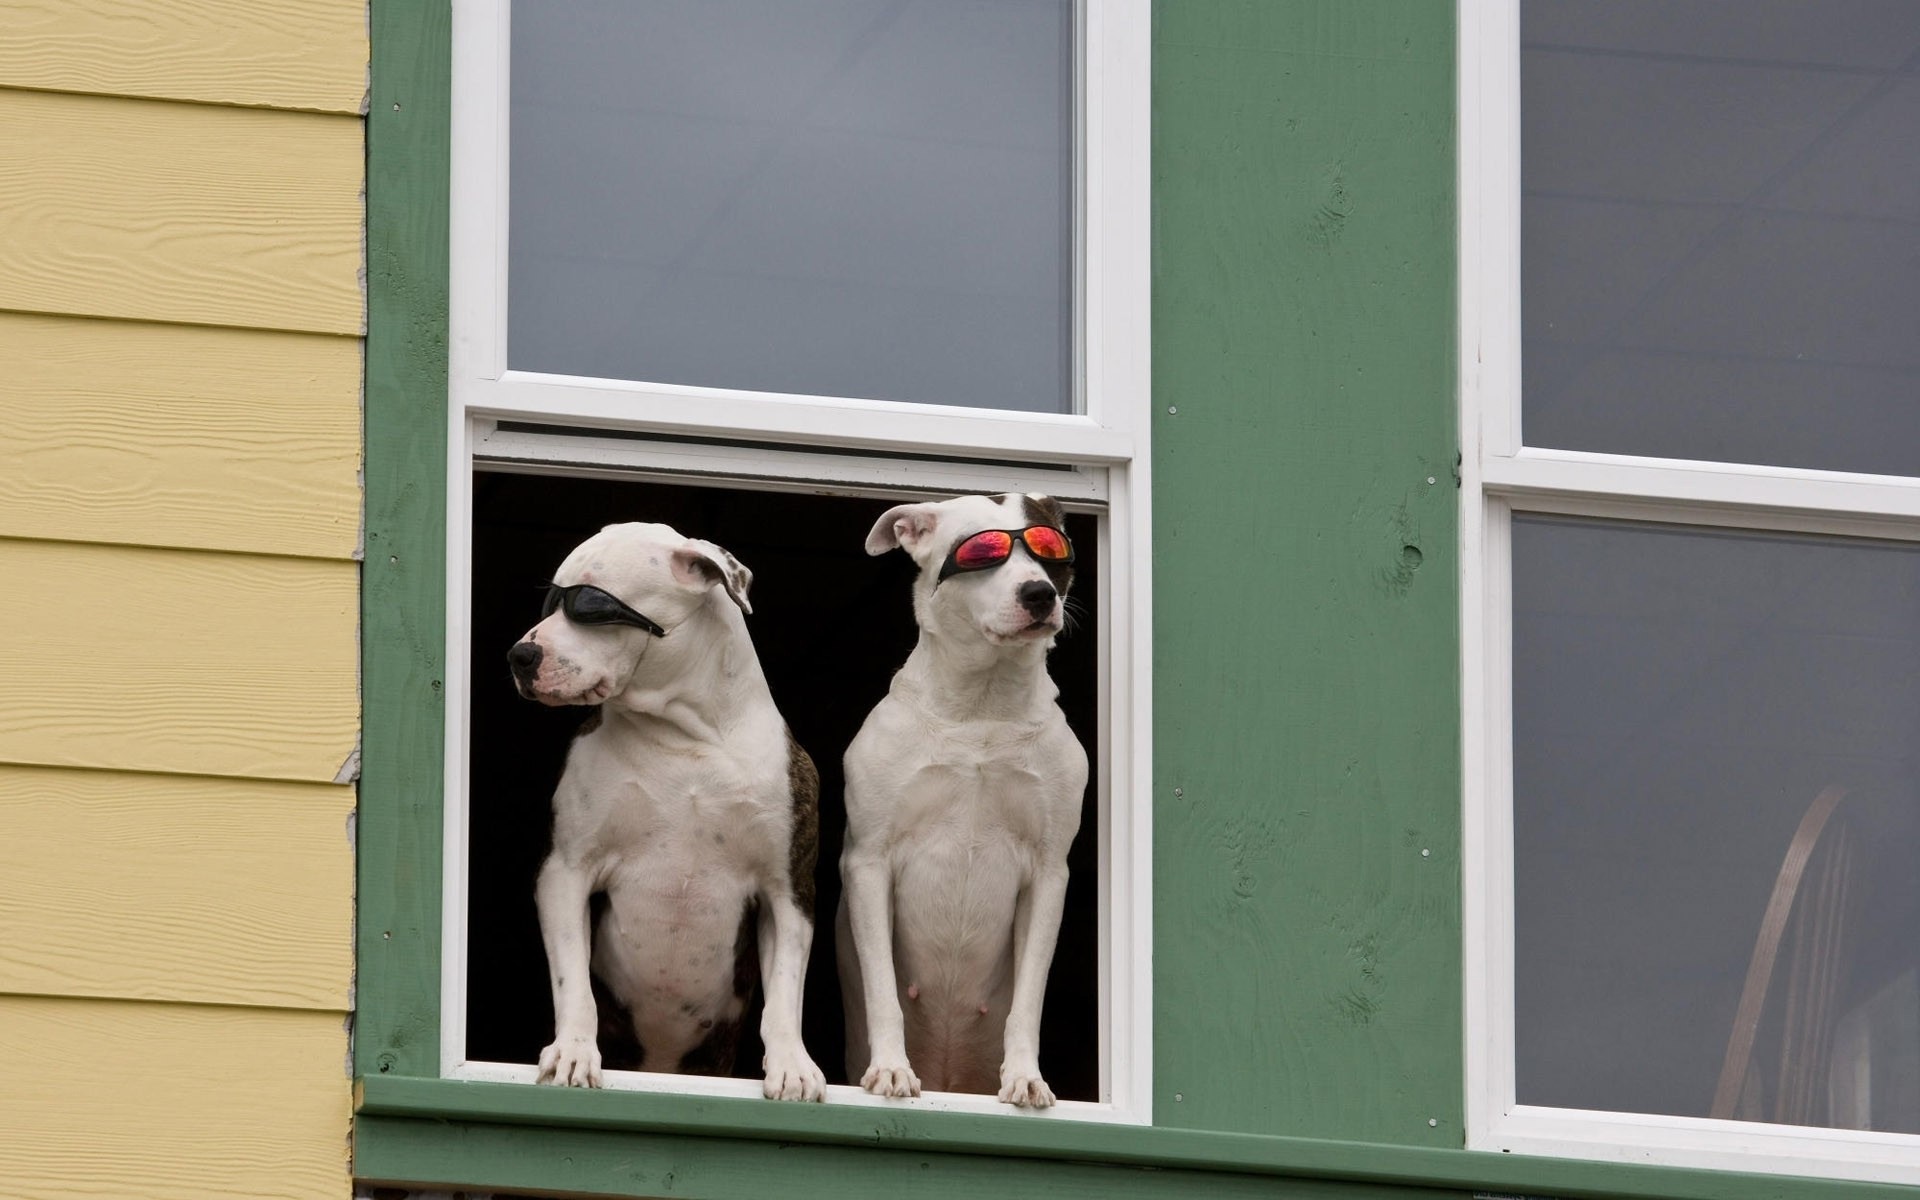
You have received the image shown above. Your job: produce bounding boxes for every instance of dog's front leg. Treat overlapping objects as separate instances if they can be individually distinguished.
[999,862,1069,1107]
[534,854,603,1087]
[842,851,920,1097]
[756,894,825,1101]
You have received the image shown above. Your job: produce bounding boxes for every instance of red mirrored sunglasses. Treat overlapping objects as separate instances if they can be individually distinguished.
[936,525,1075,583]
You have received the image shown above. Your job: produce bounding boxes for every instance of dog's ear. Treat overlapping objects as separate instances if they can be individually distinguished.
[1019,491,1066,529]
[866,503,939,556]
[670,540,754,615]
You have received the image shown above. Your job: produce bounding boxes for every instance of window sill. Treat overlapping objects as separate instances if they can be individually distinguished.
[353,1075,1915,1200]
[449,1059,1139,1124]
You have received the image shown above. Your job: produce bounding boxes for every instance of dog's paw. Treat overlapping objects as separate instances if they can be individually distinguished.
[537,1036,603,1088]
[860,1059,921,1099]
[997,1067,1056,1108]
[761,1046,826,1102]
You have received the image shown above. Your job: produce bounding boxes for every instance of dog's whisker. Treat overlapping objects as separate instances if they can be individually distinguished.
[1058,595,1090,636]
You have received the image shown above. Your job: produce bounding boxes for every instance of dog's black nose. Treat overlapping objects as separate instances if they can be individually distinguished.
[507,640,544,680]
[1017,580,1057,617]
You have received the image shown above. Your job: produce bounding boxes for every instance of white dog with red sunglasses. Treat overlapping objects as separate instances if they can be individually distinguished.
[506,521,825,1102]
[837,492,1087,1106]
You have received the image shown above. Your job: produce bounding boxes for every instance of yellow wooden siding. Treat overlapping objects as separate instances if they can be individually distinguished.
[0,538,358,783]
[0,995,348,1200]
[0,314,361,560]
[0,764,353,1010]
[0,8,364,1196]
[0,0,367,114]
[0,89,363,335]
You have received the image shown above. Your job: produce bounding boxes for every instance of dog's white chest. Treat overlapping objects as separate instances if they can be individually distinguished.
[876,711,1078,843]
[557,731,786,865]
[552,726,785,1006]
[899,748,1049,845]
[889,753,1036,929]
[875,719,1076,958]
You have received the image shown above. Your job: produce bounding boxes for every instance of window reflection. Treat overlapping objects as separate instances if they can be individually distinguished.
[1513,515,1920,1133]
[1521,1,1920,475]
[508,0,1075,412]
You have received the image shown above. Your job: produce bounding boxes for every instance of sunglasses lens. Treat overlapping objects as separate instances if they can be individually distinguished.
[541,585,563,618]
[1023,526,1070,560]
[565,585,625,623]
[953,530,1014,570]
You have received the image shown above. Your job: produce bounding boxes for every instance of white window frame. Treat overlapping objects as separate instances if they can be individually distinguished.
[1460,1,1920,1183]
[438,0,1153,1125]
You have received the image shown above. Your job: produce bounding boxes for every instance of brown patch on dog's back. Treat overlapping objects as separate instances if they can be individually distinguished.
[1018,492,1075,595]
[786,731,820,918]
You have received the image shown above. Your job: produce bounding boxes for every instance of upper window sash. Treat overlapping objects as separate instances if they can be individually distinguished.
[1462,0,1920,534]
[448,0,1150,465]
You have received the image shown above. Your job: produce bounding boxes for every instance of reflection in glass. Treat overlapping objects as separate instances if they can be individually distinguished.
[509,0,1073,412]
[1513,515,1920,1132]
[1520,1,1920,474]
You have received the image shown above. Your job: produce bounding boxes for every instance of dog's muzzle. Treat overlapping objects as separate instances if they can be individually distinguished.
[507,640,544,685]
[1017,580,1057,620]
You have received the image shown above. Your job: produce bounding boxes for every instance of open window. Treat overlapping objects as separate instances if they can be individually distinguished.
[1462,0,1920,1183]
[437,0,1151,1120]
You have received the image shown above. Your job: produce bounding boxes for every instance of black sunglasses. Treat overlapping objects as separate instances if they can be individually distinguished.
[542,583,667,638]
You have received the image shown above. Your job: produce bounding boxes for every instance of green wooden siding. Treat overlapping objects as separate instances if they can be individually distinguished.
[357,0,448,1083]
[357,1074,1920,1200]
[355,1110,1468,1200]
[1151,0,1460,1144]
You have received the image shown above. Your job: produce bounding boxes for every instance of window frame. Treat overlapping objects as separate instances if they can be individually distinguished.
[434,0,1155,1124]
[1459,1,1920,1184]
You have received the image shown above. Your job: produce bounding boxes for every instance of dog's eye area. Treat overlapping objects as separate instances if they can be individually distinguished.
[1022,526,1070,560]
[953,530,1013,569]
[565,586,627,621]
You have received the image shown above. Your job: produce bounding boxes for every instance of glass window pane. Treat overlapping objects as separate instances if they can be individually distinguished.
[1514,515,1920,1132]
[1520,1,1920,475]
[509,0,1073,412]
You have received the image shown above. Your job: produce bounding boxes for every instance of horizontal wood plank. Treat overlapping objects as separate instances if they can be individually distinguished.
[0,314,360,559]
[0,995,348,1200]
[356,1075,1920,1200]
[0,0,366,114]
[0,89,363,334]
[0,539,358,782]
[356,1111,1461,1200]
[0,764,352,1009]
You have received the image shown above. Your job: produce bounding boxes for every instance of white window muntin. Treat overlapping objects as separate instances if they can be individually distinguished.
[1460,0,1920,1183]
[441,0,1153,1124]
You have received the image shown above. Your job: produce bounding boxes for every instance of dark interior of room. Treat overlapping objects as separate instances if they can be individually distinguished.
[462,468,1102,1101]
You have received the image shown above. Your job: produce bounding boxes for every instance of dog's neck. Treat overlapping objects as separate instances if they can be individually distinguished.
[891,626,1058,726]
[606,603,770,746]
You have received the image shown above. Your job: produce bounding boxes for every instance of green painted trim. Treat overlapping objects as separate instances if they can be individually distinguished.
[1150,0,1461,1145]
[357,0,450,1080]
[354,1113,1462,1200]
[355,1077,1917,1200]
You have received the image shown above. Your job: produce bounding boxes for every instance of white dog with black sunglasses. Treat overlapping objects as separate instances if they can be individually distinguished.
[837,492,1087,1106]
[507,521,825,1101]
